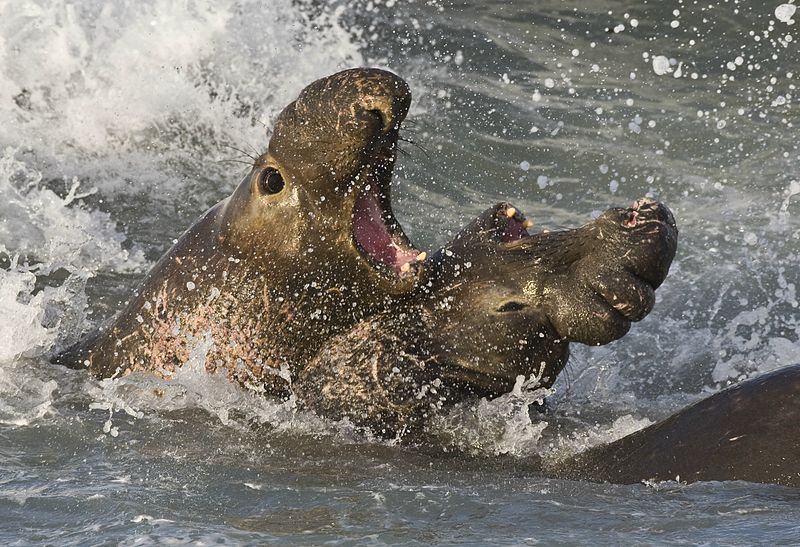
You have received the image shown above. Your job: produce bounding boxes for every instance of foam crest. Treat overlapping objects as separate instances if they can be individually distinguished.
[0,148,146,273]
[431,376,552,457]
[0,0,364,173]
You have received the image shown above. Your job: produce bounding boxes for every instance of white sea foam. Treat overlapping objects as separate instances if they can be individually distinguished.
[432,376,553,457]
[0,268,51,363]
[0,0,364,194]
[775,3,797,24]
[0,258,89,424]
[0,148,146,273]
[82,330,338,438]
[651,55,672,76]
[0,268,60,424]
[544,414,655,462]
[0,147,145,424]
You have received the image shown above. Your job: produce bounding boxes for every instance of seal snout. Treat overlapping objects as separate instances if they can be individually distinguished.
[340,68,412,135]
[623,197,677,231]
[354,69,412,131]
[268,68,424,286]
[607,199,678,295]
[357,88,411,135]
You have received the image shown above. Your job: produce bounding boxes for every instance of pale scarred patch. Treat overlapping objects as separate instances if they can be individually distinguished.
[123,279,291,397]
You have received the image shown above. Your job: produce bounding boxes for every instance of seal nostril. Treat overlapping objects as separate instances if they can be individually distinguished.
[497,301,528,313]
[623,210,639,228]
[364,108,391,132]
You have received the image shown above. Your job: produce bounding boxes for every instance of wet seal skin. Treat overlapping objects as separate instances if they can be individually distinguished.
[553,364,800,488]
[53,68,429,396]
[295,198,678,437]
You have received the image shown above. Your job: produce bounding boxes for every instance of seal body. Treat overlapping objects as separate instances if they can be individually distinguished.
[55,68,427,396]
[554,364,800,487]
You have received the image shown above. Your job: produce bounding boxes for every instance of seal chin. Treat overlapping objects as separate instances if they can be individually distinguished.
[352,184,425,279]
[446,368,525,398]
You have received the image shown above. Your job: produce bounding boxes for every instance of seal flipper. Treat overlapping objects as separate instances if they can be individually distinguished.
[50,328,104,370]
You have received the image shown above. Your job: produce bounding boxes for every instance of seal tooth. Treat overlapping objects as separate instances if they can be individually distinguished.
[523,219,534,229]
[400,262,411,273]
[506,207,517,219]
[416,251,427,262]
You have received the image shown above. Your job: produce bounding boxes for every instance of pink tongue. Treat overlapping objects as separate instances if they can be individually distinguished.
[353,190,418,271]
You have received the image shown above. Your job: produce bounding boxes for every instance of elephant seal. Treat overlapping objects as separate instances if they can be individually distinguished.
[553,364,800,487]
[54,68,428,396]
[295,198,678,436]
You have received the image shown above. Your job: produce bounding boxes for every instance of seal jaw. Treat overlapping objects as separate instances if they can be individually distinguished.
[352,184,425,279]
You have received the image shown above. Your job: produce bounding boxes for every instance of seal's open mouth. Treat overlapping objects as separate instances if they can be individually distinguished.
[352,184,425,276]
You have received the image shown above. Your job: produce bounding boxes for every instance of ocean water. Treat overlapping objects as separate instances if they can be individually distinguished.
[1,0,799,544]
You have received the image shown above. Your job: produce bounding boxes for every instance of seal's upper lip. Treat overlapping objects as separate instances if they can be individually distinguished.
[352,184,425,277]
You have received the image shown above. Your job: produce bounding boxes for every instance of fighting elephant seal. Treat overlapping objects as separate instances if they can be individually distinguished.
[296,198,678,436]
[54,68,428,396]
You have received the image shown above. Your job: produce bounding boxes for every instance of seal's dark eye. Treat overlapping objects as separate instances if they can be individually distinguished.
[259,168,285,195]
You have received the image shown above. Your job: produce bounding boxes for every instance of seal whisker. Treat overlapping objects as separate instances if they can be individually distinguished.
[244,141,264,158]
[398,136,432,160]
[221,143,257,162]
[252,117,272,138]
[215,158,256,166]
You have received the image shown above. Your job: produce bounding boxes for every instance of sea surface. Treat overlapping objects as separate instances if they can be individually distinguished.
[1,0,799,544]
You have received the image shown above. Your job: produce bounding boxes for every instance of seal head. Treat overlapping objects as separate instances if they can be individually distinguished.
[218,68,424,292]
[422,197,678,396]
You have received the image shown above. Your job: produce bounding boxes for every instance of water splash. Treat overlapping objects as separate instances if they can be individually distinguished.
[82,330,341,438]
[0,148,145,273]
[431,376,553,457]
[0,0,365,195]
